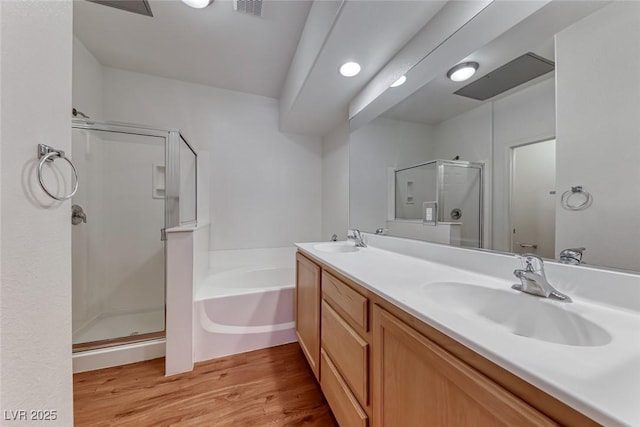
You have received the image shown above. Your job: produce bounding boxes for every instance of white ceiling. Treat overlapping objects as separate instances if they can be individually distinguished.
[382,38,555,125]
[278,0,448,135]
[73,0,450,135]
[381,1,610,125]
[73,0,313,99]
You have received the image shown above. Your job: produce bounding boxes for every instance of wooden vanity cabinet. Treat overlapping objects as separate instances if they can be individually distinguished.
[372,305,558,427]
[320,270,371,426]
[295,251,598,427]
[295,252,321,379]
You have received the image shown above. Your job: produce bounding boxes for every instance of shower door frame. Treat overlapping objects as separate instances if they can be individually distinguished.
[70,119,194,352]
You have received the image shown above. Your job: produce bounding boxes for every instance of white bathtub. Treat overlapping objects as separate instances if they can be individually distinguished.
[193,247,298,362]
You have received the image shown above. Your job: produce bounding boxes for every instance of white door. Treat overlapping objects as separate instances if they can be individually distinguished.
[510,140,556,258]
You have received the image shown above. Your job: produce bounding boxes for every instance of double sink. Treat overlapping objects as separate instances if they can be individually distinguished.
[313,241,611,348]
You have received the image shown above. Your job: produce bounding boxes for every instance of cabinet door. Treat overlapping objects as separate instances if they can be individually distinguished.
[295,252,321,379]
[372,306,558,427]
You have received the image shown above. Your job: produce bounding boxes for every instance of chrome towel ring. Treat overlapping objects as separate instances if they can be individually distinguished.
[37,144,79,201]
[561,185,592,211]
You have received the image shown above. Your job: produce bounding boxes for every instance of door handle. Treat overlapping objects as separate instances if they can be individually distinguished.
[518,242,538,249]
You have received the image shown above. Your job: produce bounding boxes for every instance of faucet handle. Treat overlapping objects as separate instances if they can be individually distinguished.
[559,247,586,265]
[519,253,544,273]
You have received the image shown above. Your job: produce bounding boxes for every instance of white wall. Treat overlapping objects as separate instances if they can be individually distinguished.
[1,1,74,425]
[72,36,103,120]
[432,103,492,162]
[555,1,640,271]
[279,0,342,127]
[72,39,323,250]
[492,77,556,252]
[92,67,323,250]
[349,117,433,233]
[322,121,350,240]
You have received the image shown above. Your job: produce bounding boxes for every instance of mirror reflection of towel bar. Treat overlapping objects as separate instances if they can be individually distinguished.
[561,186,592,211]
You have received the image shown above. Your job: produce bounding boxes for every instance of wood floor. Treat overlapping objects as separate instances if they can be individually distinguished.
[73,343,338,426]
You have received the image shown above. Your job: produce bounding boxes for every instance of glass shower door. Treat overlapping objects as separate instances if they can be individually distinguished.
[440,163,482,248]
[71,127,167,348]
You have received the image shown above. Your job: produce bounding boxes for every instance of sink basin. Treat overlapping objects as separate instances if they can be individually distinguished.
[421,282,611,347]
[313,242,359,253]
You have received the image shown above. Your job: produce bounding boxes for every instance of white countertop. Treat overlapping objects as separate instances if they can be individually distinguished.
[296,241,640,427]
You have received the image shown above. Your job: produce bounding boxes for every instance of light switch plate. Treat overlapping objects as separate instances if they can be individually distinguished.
[423,201,437,225]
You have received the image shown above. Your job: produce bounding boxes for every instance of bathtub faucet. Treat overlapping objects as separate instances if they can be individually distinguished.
[347,229,367,248]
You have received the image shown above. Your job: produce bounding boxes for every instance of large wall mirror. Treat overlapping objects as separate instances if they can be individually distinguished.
[349,0,640,272]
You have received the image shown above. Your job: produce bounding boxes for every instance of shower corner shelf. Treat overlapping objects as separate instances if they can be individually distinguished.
[152,164,166,199]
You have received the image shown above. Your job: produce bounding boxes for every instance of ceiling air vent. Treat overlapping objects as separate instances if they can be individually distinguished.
[233,0,263,17]
[454,52,554,101]
[86,0,153,17]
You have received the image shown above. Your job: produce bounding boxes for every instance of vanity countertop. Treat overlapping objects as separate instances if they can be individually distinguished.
[296,241,640,427]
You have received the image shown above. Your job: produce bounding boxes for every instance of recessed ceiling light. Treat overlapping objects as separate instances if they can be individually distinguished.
[447,62,479,82]
[339,62,361,77]
[390,75,407,88]
[181,0,213,9]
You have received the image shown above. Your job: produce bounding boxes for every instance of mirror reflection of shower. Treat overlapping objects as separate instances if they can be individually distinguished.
[392,159,483,248]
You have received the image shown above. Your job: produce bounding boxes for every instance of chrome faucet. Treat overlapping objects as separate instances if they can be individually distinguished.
[512,254,572,302]
[347,229,367,247]
[559,247,586,265]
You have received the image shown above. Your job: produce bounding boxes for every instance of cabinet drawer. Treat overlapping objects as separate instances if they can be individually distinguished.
[322,300,369,406]
[321,349,368,427]
[323,271,368,332]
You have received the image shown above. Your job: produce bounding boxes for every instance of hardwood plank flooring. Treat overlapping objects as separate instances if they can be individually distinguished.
[74,343,338,426]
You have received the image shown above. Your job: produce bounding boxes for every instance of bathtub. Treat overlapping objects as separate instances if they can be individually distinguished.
[193,247,298,362]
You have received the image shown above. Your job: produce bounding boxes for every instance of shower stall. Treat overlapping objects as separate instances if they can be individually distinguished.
[71,120,196,351]
[394,160,483,248]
